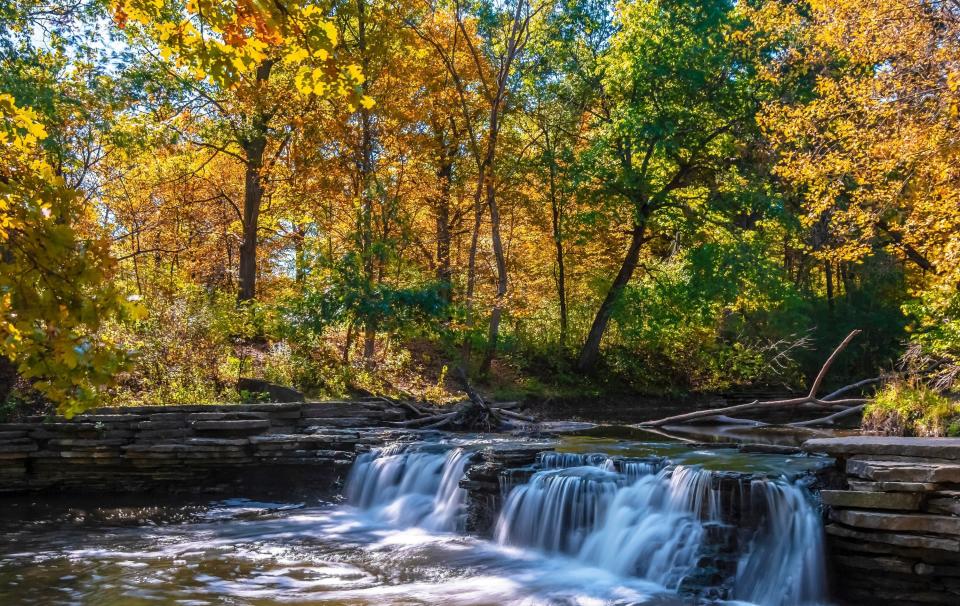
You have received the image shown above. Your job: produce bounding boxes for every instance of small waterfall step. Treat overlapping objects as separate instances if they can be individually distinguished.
[345,440,829,606]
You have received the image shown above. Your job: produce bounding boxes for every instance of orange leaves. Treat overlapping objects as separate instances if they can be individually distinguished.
[111,0,365,106]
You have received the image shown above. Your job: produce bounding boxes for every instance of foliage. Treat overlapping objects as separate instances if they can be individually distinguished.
[0,93,138,415]
[3,0,960,411]
[864,382,960,438]
[113,0,371,106]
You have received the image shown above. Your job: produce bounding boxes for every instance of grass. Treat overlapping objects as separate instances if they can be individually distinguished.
[863,382,960,437]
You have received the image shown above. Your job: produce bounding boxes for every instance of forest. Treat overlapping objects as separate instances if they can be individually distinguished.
[1,0,959,430]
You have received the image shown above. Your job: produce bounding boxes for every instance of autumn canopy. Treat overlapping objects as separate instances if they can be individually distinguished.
[1,0,958,417]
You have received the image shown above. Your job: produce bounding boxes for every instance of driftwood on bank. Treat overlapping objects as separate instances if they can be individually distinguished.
[388,368,534,432]
[638,330,876,428]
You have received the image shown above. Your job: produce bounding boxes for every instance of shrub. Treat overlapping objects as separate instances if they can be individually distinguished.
[863,382,960,437]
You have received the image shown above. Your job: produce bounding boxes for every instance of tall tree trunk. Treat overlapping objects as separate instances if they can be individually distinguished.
[577,221,647,372]
[461,162,486,366]
[293,225,307,283]
[547,139,567,346]
[825,261,834,311]
[435,152,454,303]
[481,172,508,374]
[357,0,377,361]
[237,60,273,302]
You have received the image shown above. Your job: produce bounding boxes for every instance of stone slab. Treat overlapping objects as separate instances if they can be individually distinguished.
[0,443,38,453]
[927,492,960,516]
[190,419,270,431]
[824,524,960,553]
[848,480,943,493]
[831,509,960,536]
[822,490,925,510]
[847,459,960,483]
[804,437,960,460]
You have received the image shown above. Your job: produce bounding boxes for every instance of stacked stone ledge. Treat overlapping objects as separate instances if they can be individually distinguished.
[0,400,408,495]
[802,436,960,606]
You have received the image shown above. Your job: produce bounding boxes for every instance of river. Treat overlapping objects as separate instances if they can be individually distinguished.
[0,426,834,605]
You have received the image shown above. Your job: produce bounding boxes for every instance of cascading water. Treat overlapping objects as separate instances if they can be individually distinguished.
[0,436,833,606]
[734,479,829,605]
[345,444,473,532]
[342,443,829,605]
[494,452,829,605]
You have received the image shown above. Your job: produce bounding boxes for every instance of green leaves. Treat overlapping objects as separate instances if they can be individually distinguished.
[1,93,132,416]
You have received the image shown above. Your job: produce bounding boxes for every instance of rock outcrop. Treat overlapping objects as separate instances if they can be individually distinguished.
[0,400,409,495]
[803,437,960,606]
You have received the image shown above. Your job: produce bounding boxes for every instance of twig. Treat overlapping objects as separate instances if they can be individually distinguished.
[496,408,536,422]
[790,404,866,428]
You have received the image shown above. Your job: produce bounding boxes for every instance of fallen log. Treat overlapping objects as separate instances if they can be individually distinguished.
[790,404,866,428]
[638,330,872,428]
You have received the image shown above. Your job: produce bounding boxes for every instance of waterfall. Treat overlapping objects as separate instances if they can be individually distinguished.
[345,445,472,532]
[494,466,622,553]
[494,454,828,605]
[344,445,828,605]
[495,462,714,589]
[733,479,829,606]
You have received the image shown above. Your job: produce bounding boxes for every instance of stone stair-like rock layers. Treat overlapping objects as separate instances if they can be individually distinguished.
[803,437,960,606]
[0,401,409,494]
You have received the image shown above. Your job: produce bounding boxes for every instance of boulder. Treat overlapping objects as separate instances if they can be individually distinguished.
[236,378,305,403]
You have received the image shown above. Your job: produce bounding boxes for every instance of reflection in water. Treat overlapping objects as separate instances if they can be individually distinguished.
[0,439,830,606]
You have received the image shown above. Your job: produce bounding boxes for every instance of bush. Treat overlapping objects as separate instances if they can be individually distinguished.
[863,382,960,437]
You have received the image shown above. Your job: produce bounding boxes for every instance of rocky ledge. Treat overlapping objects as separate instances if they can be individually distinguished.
[803,437,960,606]
[0,400,410,495]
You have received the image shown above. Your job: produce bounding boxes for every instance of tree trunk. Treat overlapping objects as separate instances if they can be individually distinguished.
[356,0,377,361]
[237,60,273,302]
[0,356,17,408]
[547,139,567,346]
[461,162,486,366]
[825,261,834,311]
[293,225,307,283]
[481,174,508,374]
[435,152,454,303]
[577,221,647,372]
[238,136,266,301]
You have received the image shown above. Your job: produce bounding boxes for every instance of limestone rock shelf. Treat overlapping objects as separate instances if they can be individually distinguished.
[0,401,409,495]
[803,437,960,606]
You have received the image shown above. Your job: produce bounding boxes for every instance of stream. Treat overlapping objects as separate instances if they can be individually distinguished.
[0,426,834,605]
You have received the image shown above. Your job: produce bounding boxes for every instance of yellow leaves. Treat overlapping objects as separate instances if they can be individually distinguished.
[321,21,338,47]
[761,0,960,278]
[112,1,366,110]
[1,94,130,414]
[345,64,365,85]
[284,46,309,65]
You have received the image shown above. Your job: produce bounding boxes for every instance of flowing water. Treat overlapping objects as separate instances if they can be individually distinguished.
[0,430,832,605]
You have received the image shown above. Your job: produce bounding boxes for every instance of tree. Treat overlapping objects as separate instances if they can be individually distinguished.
[758,0,960,281]
[413,0,543,373]
[112,0,372,300]
[0,93,134,415]
[573,0,766,371]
